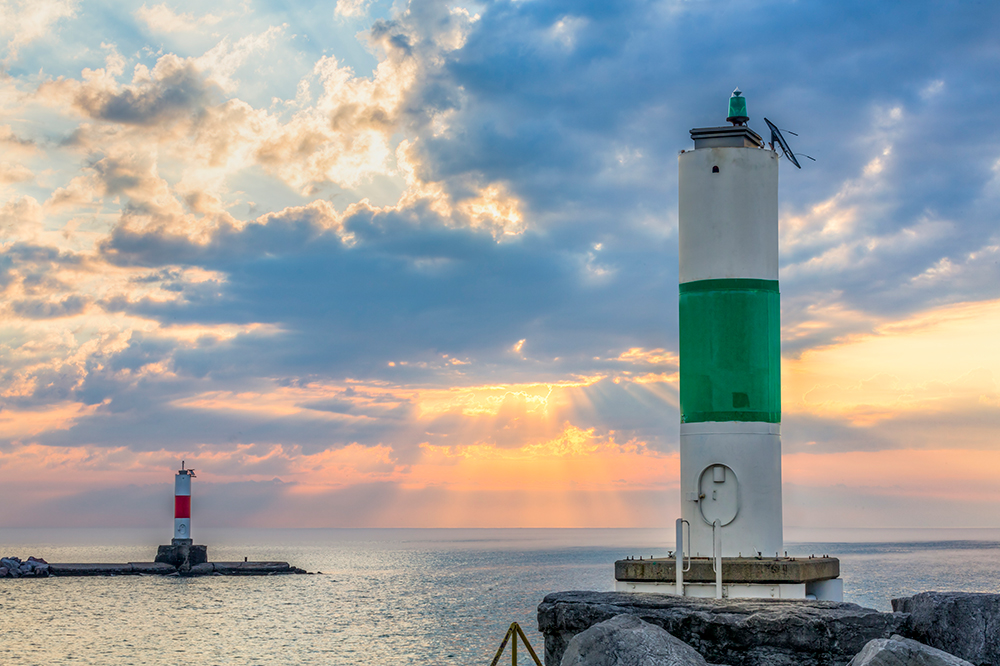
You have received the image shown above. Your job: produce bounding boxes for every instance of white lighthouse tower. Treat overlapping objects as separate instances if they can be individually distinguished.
[677,89,782,560]
[174,461,194,544]
[615,90,841,600]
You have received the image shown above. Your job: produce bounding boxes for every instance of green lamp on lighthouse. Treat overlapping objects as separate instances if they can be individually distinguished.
[726,87,749,125]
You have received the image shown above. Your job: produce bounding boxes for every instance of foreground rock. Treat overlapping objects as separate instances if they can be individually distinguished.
[538,591,907,666]
[892,592,1000,666]
[848,634,973,666]
[560,614,710,666]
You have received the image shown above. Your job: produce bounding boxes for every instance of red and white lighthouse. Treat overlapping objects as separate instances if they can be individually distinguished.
[173,462,195,544]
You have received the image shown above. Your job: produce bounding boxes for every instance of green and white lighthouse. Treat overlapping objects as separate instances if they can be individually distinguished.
[615,91,842,598]
[677,88,783,559]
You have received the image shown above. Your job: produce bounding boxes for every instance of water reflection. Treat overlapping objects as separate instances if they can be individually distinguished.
[2,528,999,665]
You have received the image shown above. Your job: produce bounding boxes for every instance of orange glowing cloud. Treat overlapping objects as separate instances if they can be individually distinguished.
[784,298,1000,427]
[0,403,101,442]
[411,424,677,492]
[0,442,179,499]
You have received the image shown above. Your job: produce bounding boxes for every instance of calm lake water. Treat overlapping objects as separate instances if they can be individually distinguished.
[2,527,1000,665]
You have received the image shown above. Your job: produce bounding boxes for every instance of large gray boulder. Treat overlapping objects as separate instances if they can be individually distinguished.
[538,591,908,666]
[892,592,1000,666]
[561,614,709,666]
[848,634,974,666]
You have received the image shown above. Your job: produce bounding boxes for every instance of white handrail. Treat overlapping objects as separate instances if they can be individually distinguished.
[712,519,722,599]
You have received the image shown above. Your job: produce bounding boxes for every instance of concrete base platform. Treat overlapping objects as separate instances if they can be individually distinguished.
[155,543,208,570]
[615,556,842,600]
[617,556,839,583]
[615,578,844,600]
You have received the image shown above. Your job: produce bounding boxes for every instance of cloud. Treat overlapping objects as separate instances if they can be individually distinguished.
[335,0,372,19]
[0,435,676,527]
[0,0,77,61]
[37,49,227,129]
[1,0,1000,528]
[0,196,43,239]
[784,447,1000,528]
[90,194,674,396]
[0,162,33,184]
[28,15,499,210]
[11,294,88,319]
[134,3,223,33]
[71,55,217,126]
[0,125,36,156]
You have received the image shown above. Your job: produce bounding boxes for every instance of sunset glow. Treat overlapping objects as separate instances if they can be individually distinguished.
[1,0,998,529]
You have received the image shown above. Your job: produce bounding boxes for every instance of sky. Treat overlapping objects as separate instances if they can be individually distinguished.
[1,0,998,530]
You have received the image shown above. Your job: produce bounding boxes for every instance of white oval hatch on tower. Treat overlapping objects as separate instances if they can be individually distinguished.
[698,464,739,526]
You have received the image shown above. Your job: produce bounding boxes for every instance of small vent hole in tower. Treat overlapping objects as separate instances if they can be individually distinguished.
[712,165,720,173]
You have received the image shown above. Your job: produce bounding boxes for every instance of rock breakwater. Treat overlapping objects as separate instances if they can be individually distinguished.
[1,555,308,578]
[1,556,51,578]
[538,591,1000,666]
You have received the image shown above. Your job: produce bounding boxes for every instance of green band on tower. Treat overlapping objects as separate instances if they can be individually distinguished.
[679,278,780,423]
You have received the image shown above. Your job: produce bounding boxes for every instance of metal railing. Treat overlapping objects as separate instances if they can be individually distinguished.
[675,518,690,596]
[489,622,543,666]
[712,518,722,599]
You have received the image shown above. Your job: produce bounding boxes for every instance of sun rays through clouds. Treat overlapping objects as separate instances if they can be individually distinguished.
[0,0,999,528]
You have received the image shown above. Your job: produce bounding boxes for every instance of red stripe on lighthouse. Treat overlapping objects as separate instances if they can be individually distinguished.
[175,495,191,519]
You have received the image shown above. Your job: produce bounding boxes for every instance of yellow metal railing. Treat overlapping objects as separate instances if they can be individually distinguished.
[489,622,543,666]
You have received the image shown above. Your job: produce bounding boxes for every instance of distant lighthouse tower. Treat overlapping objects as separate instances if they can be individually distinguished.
[615,90,842,599]
[155,461,208,570]
[173,461,195,544]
